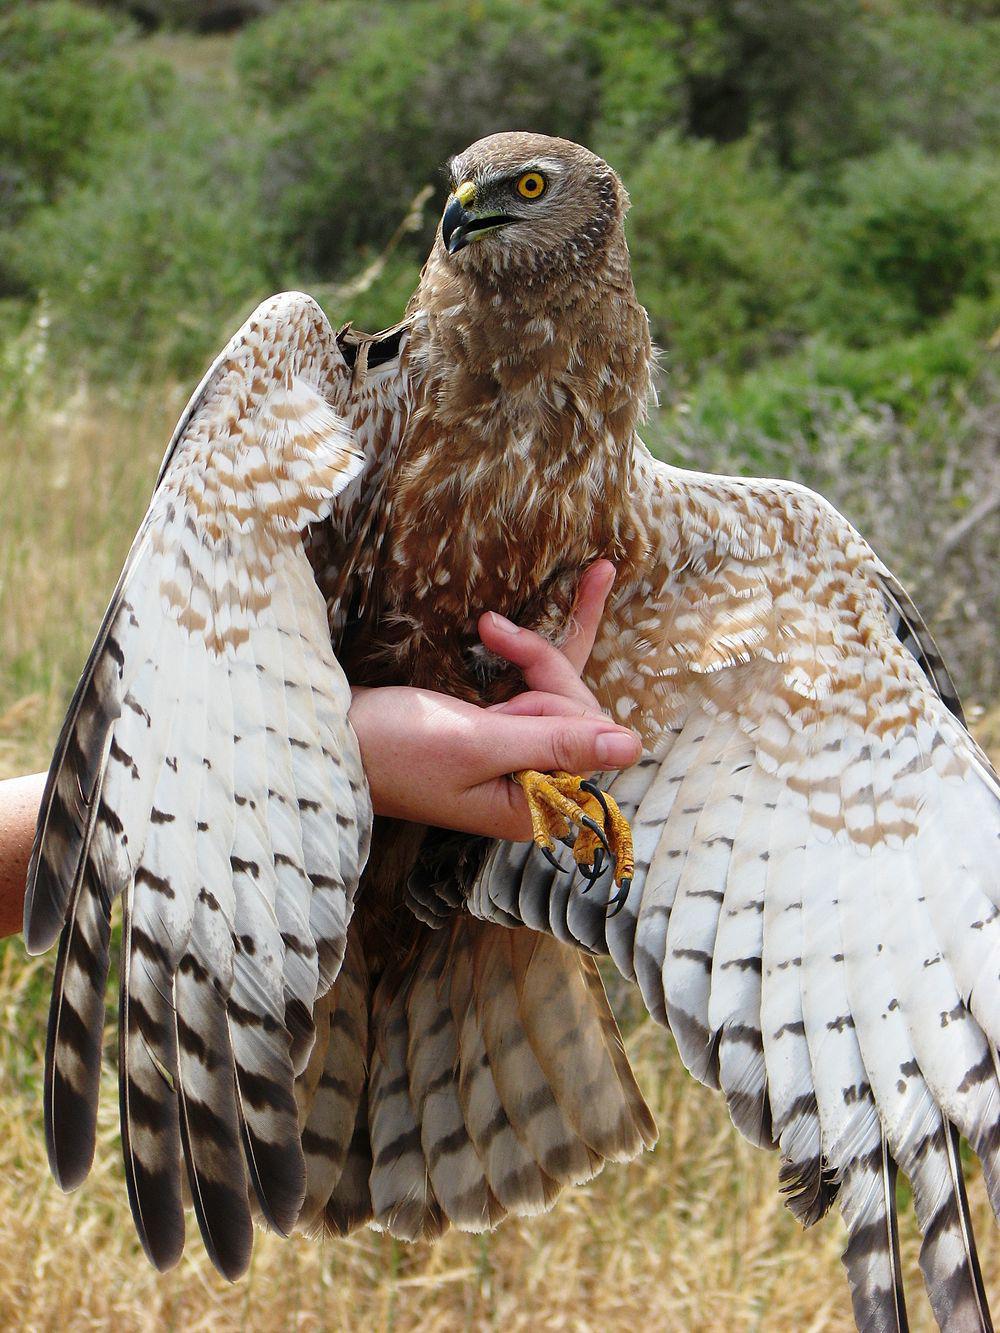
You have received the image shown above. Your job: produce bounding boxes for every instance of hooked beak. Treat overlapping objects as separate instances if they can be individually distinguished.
[441,192,516,255]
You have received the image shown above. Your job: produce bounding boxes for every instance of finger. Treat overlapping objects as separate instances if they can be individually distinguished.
[477,612,598,708]
[488,691,603,719]
[560,559,616,674]
[469,710,641,783]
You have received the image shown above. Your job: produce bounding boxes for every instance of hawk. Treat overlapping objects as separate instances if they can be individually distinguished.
[23,133,1000,1331]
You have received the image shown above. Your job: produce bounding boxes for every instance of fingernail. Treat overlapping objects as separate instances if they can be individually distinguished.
[487,612,520,634]
[595,731,639,766]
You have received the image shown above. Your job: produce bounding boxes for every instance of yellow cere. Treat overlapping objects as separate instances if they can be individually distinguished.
[455,181,476,206]
[517,171,546,199]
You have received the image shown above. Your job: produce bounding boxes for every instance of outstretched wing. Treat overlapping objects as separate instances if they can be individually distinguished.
[470,444,1000,1332]
[23,291,403,1280]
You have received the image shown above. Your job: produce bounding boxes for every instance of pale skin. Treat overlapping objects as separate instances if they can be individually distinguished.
[0,561,640,941]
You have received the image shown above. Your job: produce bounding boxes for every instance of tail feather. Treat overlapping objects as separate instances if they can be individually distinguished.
[507,930,655,1161]
[406,931,504,1231]
[450,938,560,1215]
[471,927,603,1187]
[302,917,655,1240]
[297,930,369,1235]
[368,976,447,1241]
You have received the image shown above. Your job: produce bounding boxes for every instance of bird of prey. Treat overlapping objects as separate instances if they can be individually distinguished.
[23,132,1000,1331]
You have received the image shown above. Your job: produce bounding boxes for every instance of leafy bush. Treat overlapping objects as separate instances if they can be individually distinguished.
[643,0,881,169]
[627,132,810,372]
[237,0,598,274]
[661,296,996,443]
[811,144,1000,346]
[0,2,132,273]
[8,84,268,378]
[866,12,1000,155]
[541,0,687,163]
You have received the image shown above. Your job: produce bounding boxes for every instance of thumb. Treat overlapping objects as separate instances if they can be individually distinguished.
[472,711,641,781]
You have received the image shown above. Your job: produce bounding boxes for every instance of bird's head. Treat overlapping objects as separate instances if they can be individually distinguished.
[439,132,629,279]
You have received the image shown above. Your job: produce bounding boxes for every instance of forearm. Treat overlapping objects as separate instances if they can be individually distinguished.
[0,772,45,940]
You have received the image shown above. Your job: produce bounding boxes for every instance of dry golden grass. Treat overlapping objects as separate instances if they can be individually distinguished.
[0,387,997,1331]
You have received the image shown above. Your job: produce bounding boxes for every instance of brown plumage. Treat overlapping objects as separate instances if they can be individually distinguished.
[24,133,1000,1332]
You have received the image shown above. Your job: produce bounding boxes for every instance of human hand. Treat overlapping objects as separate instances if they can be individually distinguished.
[348,561,641,842]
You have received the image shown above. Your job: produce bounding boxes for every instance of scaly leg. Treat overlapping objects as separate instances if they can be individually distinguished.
[513,770,634,914]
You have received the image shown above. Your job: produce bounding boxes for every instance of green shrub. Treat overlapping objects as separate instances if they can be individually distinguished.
[237,0,598,274]
[811,144,1000,346]
[865,12,1000,155]
[89,0,273,32]
[646,0,881,169]
[8,86,269,379]
[628,132,810,372]
[0,2,137,296]
[664,297,996,443]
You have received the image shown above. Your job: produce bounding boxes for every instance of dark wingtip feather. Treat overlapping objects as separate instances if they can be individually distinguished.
[25,626,124,954]
[44,864,112,1191]
[917,1125,994,1333]
[24,877,65,956]
[119,909,186,1272]
[177,1116,254,1282]
[24,809,79,956]
[122,1150,187,1272]
[174,963,254,1282]
[45,1066,97,1193]
[240,1111,307,1237]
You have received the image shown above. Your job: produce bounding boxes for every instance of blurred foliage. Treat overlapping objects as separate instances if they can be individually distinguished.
[810,145,1000,347]
[868,10,1000,154]
[4,0,996,383]
[628,132,810,369]
[5,0,999,372]
[6,73,268,376]
[88,0,274,31]
[0,3,133,294]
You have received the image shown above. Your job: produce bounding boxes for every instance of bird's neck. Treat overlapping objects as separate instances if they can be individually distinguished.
[403,236,653,522]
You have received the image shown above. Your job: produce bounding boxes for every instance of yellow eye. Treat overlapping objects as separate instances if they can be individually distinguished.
[516,171,546,200]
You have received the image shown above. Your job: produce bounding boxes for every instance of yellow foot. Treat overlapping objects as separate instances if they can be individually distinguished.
[512,770,635,915]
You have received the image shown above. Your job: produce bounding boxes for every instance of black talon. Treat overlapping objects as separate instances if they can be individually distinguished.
[540,844,563,872]
[607,877,632,917]
[580,814,612,860]
[581,779,611,821]
[578,847,605,892]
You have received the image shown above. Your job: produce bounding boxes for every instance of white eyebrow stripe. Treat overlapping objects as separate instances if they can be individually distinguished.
[521,157,565,175]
